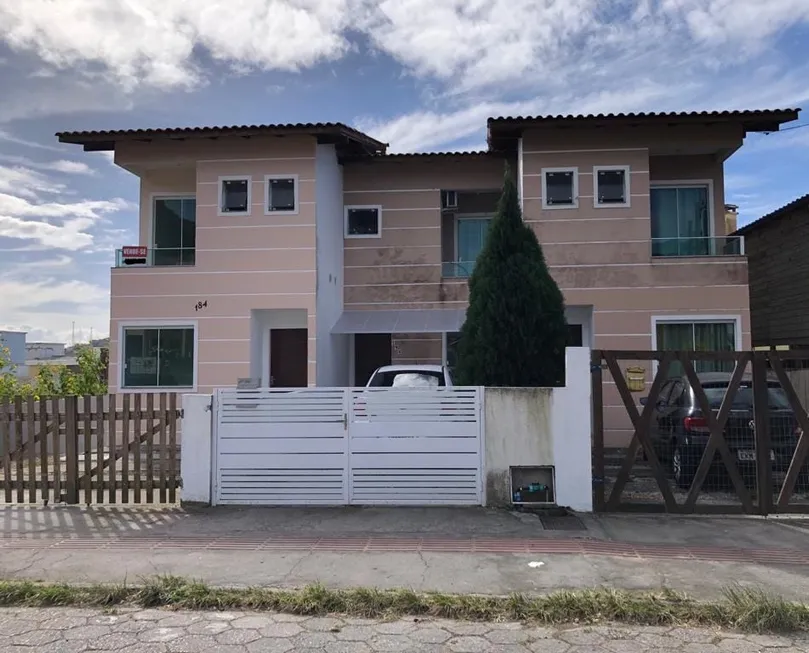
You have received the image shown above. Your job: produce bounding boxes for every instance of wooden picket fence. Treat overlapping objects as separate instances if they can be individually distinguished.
[0,394,181,505]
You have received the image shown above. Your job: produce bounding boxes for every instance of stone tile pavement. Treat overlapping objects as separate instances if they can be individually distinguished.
[1,606,808,652]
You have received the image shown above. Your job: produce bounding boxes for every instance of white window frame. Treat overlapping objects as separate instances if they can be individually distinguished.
[541,167,579,209]
[345,204,382,239]
[218,175,252,217]
[593,165,631,208]
[650,314,742,375]
[264,174,299,216]
[118,320,198,392]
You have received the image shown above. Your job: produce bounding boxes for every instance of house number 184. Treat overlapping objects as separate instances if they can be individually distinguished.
[195,300,208,311]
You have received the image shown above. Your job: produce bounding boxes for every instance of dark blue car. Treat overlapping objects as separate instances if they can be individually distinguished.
[642,372,804,489]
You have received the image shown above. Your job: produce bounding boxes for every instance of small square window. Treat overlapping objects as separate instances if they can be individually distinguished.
[345,206,381,238]
[219,177,251,214]
[543,169,577,208]
[595,167,629,206]
[266,176,297,213]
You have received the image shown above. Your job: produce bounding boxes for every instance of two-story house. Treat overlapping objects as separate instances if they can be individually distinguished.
[58,109,799,446]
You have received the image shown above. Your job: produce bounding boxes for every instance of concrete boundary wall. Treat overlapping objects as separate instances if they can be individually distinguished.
[483,348,593,511]
[180,348,593,511]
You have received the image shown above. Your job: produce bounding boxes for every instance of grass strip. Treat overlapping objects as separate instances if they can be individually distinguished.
[0,576,807,633]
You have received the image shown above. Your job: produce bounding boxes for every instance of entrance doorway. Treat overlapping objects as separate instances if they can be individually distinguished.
[354,334,391,386]
[270,328,308,387]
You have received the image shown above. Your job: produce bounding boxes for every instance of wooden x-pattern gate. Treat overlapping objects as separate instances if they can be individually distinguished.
[0,393,181,505]
[592,350,809,515]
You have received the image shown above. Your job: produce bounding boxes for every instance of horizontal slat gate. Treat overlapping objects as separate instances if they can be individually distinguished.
[213,387,482,506]
[349,388,482,505]
[214,389,348,505]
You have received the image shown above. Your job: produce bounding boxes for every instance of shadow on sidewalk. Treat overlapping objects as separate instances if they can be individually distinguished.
[2,504,809,554]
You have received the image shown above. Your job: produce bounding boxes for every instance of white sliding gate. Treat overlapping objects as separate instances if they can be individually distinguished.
[348,388,482,504]
[214,389,349,505]
[213,387,482,506]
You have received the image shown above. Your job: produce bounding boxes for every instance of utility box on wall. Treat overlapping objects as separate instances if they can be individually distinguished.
[510,465,556,505]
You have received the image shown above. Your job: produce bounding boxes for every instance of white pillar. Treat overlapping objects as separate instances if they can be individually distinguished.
[180,394,213,506]
[551,348,594,512]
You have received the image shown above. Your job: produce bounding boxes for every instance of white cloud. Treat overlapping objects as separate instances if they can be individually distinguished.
[0,183,133,249]
[0,214,97,249]
[356,83,685,152]
[0,0,359,90]
[46,160,95,175]
[0,129,65,152]
[0,277,110,343]
[0,166,65,199]
[3,0,808,95]
[0,154,95,176]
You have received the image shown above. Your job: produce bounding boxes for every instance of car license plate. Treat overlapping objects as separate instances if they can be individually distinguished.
[736,450,775,462]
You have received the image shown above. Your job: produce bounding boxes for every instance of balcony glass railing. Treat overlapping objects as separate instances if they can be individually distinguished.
[442,261,477,278]
[115,248,196,268]
[651,236,744,258]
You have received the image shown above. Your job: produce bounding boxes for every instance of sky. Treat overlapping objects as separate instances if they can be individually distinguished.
[0,0,808,344]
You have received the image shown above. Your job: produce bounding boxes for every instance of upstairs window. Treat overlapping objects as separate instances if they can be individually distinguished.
[266,175,298,214]
[594,166,630,207]
[153,197,196,266]
[219,176,251,215]
[651,184,712,256]
[345,205,382,238]
[453,217,492,277]
[542,168,578,208]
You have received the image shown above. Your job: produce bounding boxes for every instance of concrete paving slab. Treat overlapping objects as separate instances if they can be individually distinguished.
[2,544,809,600]
[2,606,809,653]
[591,514,809,551]
[3,505,809,601]
[4,505,809,553]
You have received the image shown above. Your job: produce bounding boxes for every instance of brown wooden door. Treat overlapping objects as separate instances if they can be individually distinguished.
[270,329,308,387]
[354,334,392,386]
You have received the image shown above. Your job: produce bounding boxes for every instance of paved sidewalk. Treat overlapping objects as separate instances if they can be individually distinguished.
[2,606,808,653]
[2,506,809,600]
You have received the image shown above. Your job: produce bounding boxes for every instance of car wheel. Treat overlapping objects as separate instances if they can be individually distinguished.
[672,443,696,490]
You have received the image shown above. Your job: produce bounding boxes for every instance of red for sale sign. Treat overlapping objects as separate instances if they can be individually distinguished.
[122,246,147,258]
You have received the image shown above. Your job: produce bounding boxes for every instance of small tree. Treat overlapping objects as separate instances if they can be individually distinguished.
[34,345,108,396]
[0,343,108,399]
[454,168,568,387]
[0,345,34,401]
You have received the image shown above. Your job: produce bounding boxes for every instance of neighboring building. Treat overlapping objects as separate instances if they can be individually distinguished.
[58,110,799,444]
[25,342,67,360]
[734,193,809,348]
[0,330,27,377]
[21,356,79,381]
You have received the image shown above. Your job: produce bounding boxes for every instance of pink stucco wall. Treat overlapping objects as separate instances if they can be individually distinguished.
[110,136,318,393]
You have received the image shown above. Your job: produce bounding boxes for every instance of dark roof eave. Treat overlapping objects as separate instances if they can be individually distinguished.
[487,109,801,149]
[734,193,809,236]
[341,150,501,163]
[56,122,388,153]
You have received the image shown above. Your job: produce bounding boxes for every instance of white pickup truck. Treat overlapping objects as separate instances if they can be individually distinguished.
[365,364,454,388]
